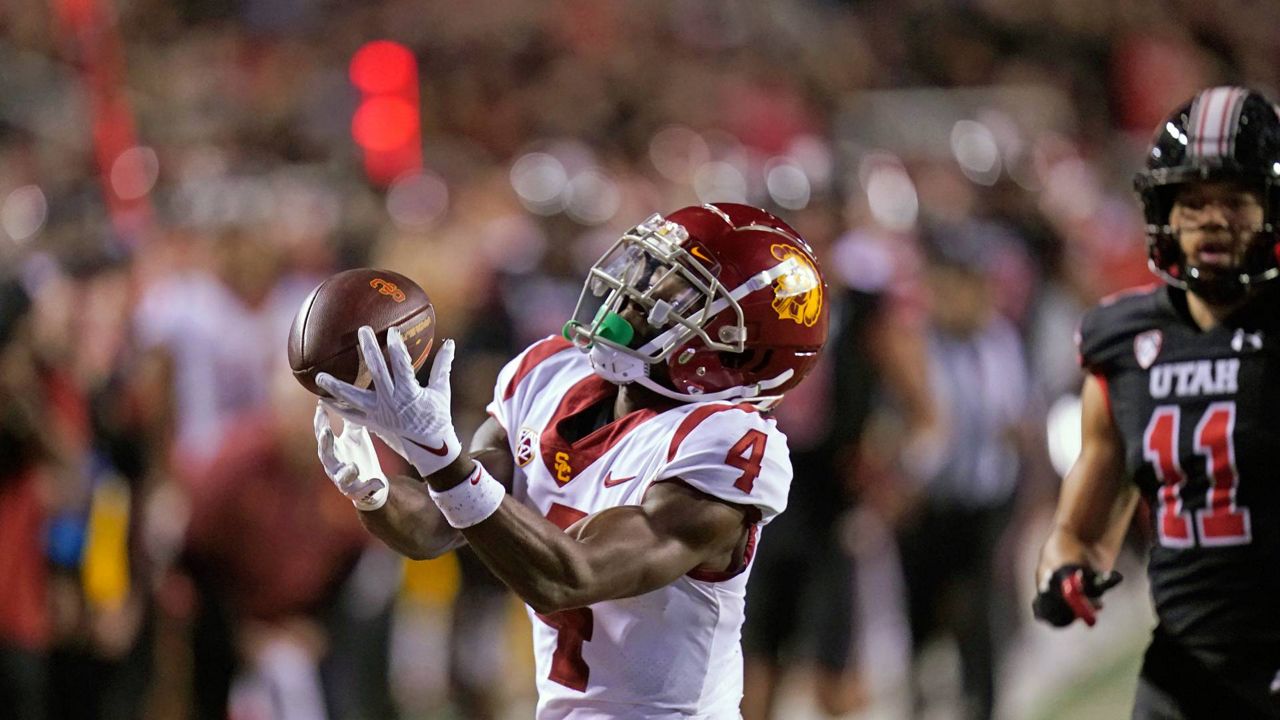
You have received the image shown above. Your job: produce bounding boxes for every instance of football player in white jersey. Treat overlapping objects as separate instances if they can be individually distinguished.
[313,204,829,719]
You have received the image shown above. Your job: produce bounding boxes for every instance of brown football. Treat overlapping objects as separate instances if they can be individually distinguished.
[287,268,436,396]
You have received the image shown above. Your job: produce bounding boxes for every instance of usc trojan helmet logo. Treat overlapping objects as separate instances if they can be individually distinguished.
[769,244,822,327]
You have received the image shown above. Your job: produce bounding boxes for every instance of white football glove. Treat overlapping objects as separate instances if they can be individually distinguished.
[313,404,388,511]
[316,326,462,478]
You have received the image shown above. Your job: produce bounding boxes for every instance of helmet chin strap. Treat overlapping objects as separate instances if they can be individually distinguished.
[637,368,795,404]
[588,343,647,384]
[1148,257,1280,305]
[589,342,796,405]
[1151,227,1280,304]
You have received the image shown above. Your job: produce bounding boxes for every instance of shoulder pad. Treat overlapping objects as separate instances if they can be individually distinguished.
[1078,285,1165,374]
[487,335,576,430]
[656,404,792,524]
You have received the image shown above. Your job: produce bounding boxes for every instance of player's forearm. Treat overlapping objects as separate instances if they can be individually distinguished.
[419,456,598,611]
[460,499,596,614]
[422,460,710,612]
[359,474,464,560]
[1039,492,1138,580]
[1041,473,1139,577]
[1094,489,1140,568]
[1038,525,1105,578]
[1040,372,1136,580]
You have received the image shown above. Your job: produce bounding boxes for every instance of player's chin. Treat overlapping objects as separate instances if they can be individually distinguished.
[1187,261,1239,281]
[1188,262,1228,278]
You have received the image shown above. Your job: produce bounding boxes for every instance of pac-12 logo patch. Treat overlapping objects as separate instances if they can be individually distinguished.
[515,427,538,467]
[1134,329,1162,369]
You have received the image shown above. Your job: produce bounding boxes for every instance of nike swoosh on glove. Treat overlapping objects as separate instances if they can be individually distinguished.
[314,404,388,511]
[1032,564,1123,628]
[317,326,462,478]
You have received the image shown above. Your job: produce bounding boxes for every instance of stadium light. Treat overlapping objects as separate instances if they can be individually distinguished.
[350,40,423,187]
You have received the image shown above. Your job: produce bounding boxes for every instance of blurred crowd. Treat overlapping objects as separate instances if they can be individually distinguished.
[2,0,1279,718]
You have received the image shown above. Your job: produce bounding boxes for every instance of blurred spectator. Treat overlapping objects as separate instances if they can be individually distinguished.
[894,221,1031,720]
[131,227,314,470]
[0,274,51,720]
[0,260,151,720]
[179,369,374,720]
[741,200,936,719]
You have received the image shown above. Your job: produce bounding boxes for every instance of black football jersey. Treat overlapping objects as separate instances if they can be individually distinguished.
[1079,284,1280,647]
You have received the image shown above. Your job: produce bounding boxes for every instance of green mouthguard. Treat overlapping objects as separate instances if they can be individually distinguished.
[599,311,640,345]
[563,311,635,348]
[594,308,635,347]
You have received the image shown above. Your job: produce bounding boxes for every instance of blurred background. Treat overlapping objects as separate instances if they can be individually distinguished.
[2,0,1277,718]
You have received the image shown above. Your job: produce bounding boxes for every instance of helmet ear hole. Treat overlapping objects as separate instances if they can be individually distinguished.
[1152,185,1178,225]
[719,349,773,373]
[718,349,753,370]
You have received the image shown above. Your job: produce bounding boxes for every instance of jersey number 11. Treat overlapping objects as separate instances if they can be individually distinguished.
[1143,401,1252,549]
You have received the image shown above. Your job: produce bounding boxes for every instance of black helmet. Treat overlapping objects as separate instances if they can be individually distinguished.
[1134,86,1280,303]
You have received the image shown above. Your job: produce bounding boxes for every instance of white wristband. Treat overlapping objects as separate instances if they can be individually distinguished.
[428,462,505,529]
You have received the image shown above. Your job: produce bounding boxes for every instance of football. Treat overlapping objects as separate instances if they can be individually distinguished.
[287,268,436,396]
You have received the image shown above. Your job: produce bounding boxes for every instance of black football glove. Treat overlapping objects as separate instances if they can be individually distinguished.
[1032,564,1123,628]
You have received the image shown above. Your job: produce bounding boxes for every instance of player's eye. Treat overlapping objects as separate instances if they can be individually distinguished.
[1226,193,1260,211]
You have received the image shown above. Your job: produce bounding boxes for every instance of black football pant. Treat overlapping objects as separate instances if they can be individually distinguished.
[897,500,1012,720]
[1132,628,1280,719]
[742,522,856,672]
[0,643,45,720]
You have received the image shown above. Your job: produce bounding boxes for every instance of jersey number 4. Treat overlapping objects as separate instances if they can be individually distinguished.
[726,429,768,493]
[537,503,593,691]
[1143,402,1252,548]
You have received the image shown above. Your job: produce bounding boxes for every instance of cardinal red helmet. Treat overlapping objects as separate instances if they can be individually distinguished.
[564,203,829,406]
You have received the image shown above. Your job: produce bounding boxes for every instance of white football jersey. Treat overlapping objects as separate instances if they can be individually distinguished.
[486,336,793,720]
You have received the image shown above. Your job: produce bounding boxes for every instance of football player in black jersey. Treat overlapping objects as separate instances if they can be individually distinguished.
[1034,86,1280,718]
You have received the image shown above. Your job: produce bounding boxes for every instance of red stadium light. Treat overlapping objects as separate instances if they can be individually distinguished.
[352,97,418,152]
[350,41,416,95]
[350,40,422,187]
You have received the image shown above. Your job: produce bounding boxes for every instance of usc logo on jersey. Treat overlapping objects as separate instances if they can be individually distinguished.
[553,451,573,484]
[769,244,822,327]
[370,278,406,302]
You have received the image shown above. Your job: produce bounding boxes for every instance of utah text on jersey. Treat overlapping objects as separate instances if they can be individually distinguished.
[1148,358,1240,398]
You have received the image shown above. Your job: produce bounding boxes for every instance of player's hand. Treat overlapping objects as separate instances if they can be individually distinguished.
[314,404,388,511]
[316,326,461,478]
[1032,564,1123,628]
